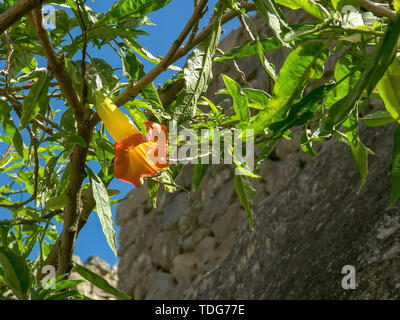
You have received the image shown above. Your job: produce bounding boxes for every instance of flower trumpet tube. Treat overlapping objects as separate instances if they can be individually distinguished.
[95,93,168,187]
[95,92,140,142]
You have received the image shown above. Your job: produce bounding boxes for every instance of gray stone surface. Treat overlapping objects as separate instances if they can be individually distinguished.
[184,123,400,299]
[115,10,399,300]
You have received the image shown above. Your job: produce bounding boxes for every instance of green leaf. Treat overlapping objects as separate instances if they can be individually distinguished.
[141,82,164,111]
[45,289,85,300]
[95,0,172,27]
[334,55,362,100]
[20,72,49,129]
[73,264,131,300]
[343,112,371,193]
[147,179,159,209]
[87,168,117,257]
[391,126,400,207]
[361,111,396,127]
[234,174,256,231]
[253,0,291,47]
[91,58,119,91]
[93,133,114,177]
[331,0,359,11]
[8,51,34,81]
[192,164,210,191]
[173,8,224,123]
[255,139,278,172]
[0,100,24,157]
[125,105,148,135]
[242,88,270,107]
[158,170,177,193]
[222,75,250,122]
[277,0,329,20]
[250,40,329,135]
[215,37,281,62]
[376,58,400,122]
[269,82,336,139]
[0,245,33,300]
[44,195,67,210]
[124,38,181,71]
[320,15,400,135]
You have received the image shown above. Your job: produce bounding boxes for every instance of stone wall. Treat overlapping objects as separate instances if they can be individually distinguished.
[115,11,399,299]
[184,121,400,300]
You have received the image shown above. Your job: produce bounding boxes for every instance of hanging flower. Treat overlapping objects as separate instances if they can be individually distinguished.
[95,93,168,187]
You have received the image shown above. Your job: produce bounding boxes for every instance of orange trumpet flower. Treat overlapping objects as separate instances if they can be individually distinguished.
[95,93,168,187]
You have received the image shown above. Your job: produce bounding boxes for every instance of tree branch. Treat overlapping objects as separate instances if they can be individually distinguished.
[112,0,209,108]
[0,210,61,226]
[359,0,396,20]
[27,8,84,118]
[0,0,44,34]
[0,31,14,84]
[88,2,256,128]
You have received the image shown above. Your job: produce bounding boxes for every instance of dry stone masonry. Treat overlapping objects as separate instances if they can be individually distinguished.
[115,11,399,299]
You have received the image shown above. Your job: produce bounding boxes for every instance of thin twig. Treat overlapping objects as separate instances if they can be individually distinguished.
[0,89,57,135]
[0,145,12,164]
[75,0,88,109]
[0,32,14,86]
[217,48,251,87]
[0,210,61,226]
[238,14,255,41]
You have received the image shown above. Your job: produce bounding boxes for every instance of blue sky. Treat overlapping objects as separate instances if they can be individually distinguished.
[0,0,240,268]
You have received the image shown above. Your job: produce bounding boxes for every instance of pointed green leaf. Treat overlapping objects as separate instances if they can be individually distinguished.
[361,111,396,127]
[222,75,250,122]
[391,126,400,207]
[253,0,291,47]
[277,0,329,20]
[343,112,371,193]
[250,40,329,135]
[174,9,224,123]
[192,163,210,191]
[0,100,24,157]
[20,72,49,129]
[376,58,400,122]
[0,245,33,300]
[234,174,256,231]
[95,0,172,27]
[87,168,117,257]
[215,37,281,62]
[73,264,131,300]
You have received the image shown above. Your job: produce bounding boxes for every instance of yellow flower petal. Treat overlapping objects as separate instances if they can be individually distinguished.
[95,92,140,142]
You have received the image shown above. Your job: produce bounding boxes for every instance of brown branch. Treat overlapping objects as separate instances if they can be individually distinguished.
[75,0,88,109]
[359,0,396,20]
[0,0,44,34]
[27,8,83,118]
[37,177,113,281]
[88,1,256,128]
[0,210,61,226]
[112,0,209,108]
[0,32,14,83]
[0,89,57,135]
[26,8,93,277]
